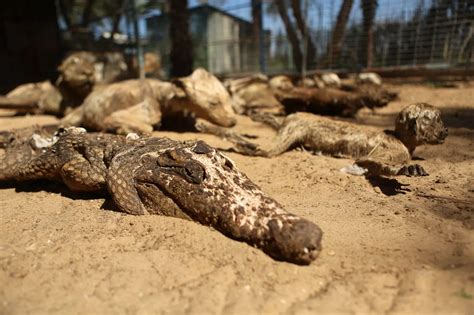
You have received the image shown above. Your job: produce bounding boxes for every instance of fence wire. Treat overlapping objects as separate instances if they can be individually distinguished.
[58,0,474,77]
[196,0,473,75]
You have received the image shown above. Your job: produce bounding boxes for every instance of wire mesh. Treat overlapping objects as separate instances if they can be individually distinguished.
[217,0,472,74]
[57,0,474,76]
[181,0,474,75]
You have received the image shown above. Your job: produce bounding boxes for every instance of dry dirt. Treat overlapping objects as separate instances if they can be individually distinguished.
[0,83,473,314]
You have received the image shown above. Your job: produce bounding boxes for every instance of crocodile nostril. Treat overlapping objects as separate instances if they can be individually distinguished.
[141,155,154,164]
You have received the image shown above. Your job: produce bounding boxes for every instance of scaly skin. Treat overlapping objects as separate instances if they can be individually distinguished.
[0,128,127,191]
[231,103,448,177]
[0,127,322,265]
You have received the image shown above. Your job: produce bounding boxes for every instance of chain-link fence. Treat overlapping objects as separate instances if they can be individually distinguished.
[174,0,473,76]
[55,0,473,78]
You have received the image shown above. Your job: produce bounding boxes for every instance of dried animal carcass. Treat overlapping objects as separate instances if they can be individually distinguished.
[0,127,322,265]
[0,51,134,116]
[0,52,97,115]
[225,74,284,115]
[269,74,397,117]
[232,103,448,177]
[61,68,237,134]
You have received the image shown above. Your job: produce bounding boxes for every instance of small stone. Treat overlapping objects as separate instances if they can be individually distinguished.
[25,243,37,251]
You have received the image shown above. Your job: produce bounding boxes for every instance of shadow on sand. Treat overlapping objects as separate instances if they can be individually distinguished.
[366,176,411,196]
[440,107,474,130]
[0,179,106,201]
[417,192,474,229]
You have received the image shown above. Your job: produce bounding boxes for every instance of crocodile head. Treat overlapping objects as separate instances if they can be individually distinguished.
[173,68,237,127]
[57,52,96,98]
[108,138,322,264]
[395,103,448,154]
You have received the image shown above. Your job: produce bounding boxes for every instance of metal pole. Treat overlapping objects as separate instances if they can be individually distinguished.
[329,0,334,69]
[130,0,145,79]
[429,0,439,63]
[448,3,458,64]
[317,2,322,69]
[301,0,309,80]
[396,6,403,66]
[413,0,423,65]
[258,0,266,73]
[252,0,265,73]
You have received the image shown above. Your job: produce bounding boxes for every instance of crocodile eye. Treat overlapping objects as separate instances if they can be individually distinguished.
[224,158,233,170]
[192,141,212,154]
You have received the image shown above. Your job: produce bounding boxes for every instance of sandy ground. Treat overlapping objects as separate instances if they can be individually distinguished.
[0,82,473,314]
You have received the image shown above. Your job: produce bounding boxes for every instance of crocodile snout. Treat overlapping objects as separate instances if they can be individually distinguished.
[267,218,323,265]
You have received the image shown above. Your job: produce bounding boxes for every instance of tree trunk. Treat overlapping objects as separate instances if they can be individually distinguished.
[361,0,377,68]
[290,0,316,69]
[58,0,73,31]
[251,0,263,71]
[81,0,97,28]
[111,0,126,35]
[275,0,303,71]
[169,0,193,77]
[326,0,353,66]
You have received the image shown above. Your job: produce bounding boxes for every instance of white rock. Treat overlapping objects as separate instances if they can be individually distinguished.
[340,164,368,176]
[269,75,294,91]
[32,134,56,148]
[357,72,382,85]
[320,73,341,87]
[126,133,140,140]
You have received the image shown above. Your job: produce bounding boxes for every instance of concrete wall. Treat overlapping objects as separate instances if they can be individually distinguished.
[207,12,240,73]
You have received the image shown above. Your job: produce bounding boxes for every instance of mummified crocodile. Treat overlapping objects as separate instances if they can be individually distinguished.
[0,127,322,265]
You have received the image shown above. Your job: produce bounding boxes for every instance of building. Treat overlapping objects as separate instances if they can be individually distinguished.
[146,4,269,75]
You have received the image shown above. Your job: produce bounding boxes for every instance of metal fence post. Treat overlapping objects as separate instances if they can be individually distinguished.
[259,1,266,73]
[429,0,439,63]
[130,0,144,79]
[301,0,309,80]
